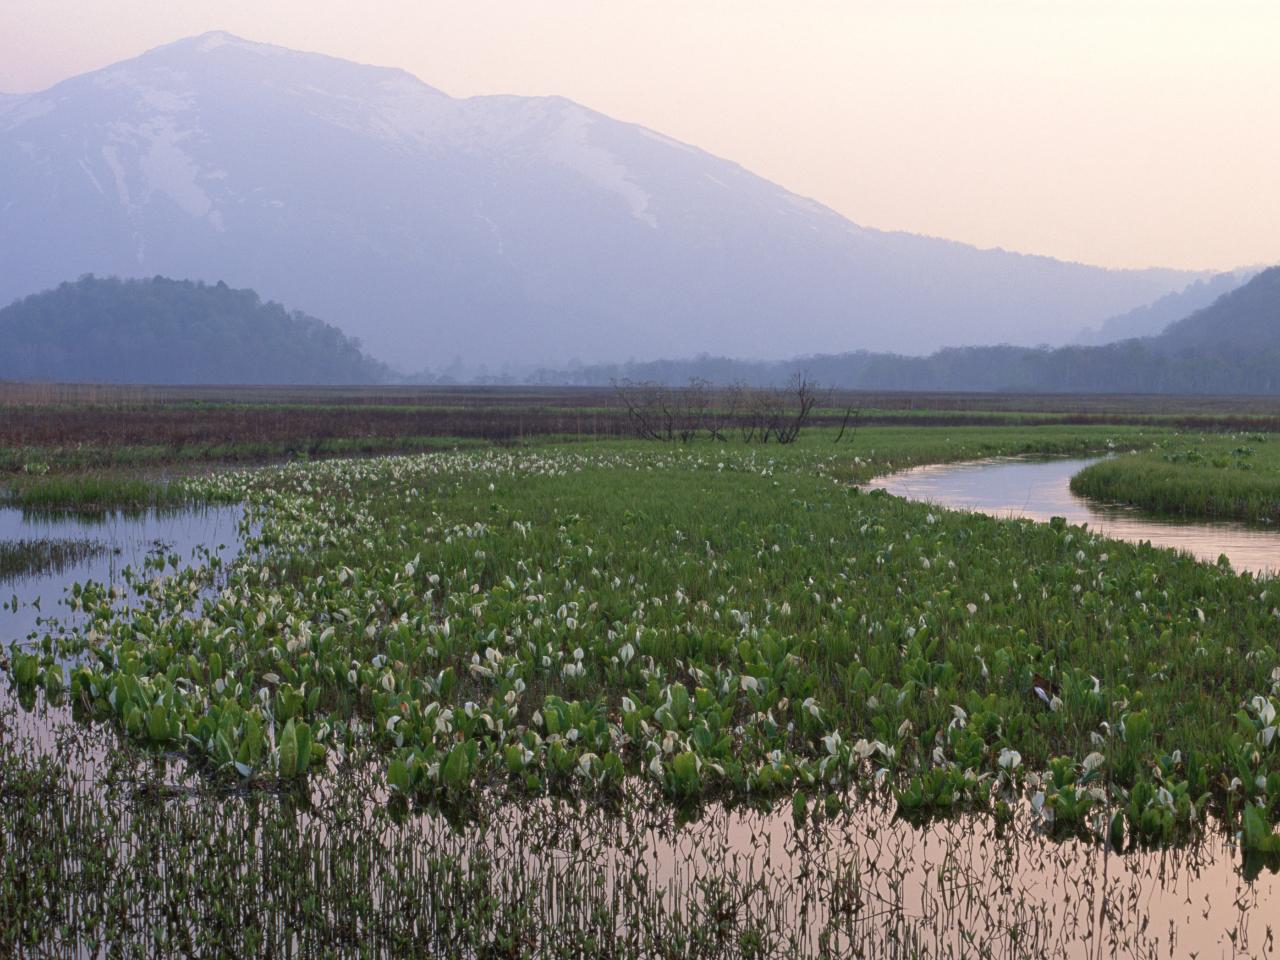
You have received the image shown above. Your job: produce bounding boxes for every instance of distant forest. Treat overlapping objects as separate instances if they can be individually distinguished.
[0,276,390,385]
[527,267,1280,394]
[4,267,1277,391]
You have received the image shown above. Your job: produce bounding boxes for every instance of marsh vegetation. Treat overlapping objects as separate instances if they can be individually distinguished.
[4,692,1277,959]
[3,473,198,516]
[3,398,1280,955]
[1071,433,1280,523]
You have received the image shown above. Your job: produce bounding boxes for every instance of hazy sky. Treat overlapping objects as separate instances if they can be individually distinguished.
[4,1,1277,272]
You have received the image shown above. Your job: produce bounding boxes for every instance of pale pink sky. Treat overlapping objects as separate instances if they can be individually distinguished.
[4,1,1277,272]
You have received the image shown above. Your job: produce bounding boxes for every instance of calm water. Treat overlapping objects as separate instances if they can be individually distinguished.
[0,503,245,644]
[5,684,1277,958]
[866,456,1280,576]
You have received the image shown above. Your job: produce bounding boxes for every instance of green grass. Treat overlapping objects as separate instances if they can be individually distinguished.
[0,434,490,476]
[0,423,1148,477]
[3,473,190,514]
[1070,432,1280,523]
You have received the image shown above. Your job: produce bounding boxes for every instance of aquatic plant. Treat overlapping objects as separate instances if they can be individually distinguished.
[3,472,195,515]
[6,425,1280,954]
[3,685,1278,958]
[2,439,1274,844]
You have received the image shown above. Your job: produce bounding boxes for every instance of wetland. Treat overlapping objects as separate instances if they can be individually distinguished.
[3,395,1280,957]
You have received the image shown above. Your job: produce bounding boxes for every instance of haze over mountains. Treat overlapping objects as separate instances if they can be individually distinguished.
[1073,270,1255,345]
[536,266,1280,394]
[0,32,1215,371]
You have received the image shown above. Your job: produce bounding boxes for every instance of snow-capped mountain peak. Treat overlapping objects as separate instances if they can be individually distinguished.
[0,34,1204,368]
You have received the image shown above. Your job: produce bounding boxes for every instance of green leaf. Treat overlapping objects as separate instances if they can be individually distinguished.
[13,652,39,687]
[277,718,299,778]
[669,684,690,720]
[294,721,313,776]
[671,751,700,796]
[1243,804,1280,854]
[148,704,170,744]
[387,757,411,794]
[442,744,470,788]
[792,792,808,825]
[504,745,527,773]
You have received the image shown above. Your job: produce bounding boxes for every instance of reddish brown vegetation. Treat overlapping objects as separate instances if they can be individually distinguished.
[4,382,1280,458]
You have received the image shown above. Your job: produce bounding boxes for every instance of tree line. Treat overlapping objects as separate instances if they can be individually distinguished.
[530,268,1280,395]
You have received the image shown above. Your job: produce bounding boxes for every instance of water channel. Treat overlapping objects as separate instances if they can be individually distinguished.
[865,455,1280,576]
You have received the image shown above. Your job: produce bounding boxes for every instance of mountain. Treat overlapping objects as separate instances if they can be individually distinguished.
[532,267,1280,394]
[1154,266,1280,357]
[1073,270,1255,345]
[0,32,1209,370]
[0,275,390,384]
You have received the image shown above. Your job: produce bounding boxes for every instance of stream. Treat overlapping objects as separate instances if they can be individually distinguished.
[865,455,1280,576]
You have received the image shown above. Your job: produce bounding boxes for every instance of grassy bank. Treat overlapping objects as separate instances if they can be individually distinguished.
[1070,433,1280,523]
[6,383,1280,478]
[1,434,493,476]
[2,472,191,515]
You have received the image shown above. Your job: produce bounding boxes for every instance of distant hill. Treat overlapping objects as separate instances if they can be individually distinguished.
[1073,271,1253,345]
[0,31,1207,368]
[528,266,1280,394]
[1156,266,1280,356]
[0,276,390,384]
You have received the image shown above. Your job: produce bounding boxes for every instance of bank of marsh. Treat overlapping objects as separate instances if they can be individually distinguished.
[1071,433,1280,523]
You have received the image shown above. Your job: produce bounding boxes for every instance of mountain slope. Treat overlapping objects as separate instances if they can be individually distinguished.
[1154,266,1280,356]
[533,267,1280,394]
[1073,271,1254,345]
[0,275,390,384]
[0,32,1207,369]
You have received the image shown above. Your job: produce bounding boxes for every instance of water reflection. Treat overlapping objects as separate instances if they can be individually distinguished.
[866,457,1280,576]
[0,503,245,643]
[2,689,1276,959]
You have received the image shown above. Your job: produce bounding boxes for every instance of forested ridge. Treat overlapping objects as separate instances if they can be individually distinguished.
[527,267,1280,393]
[0,276,391,384]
